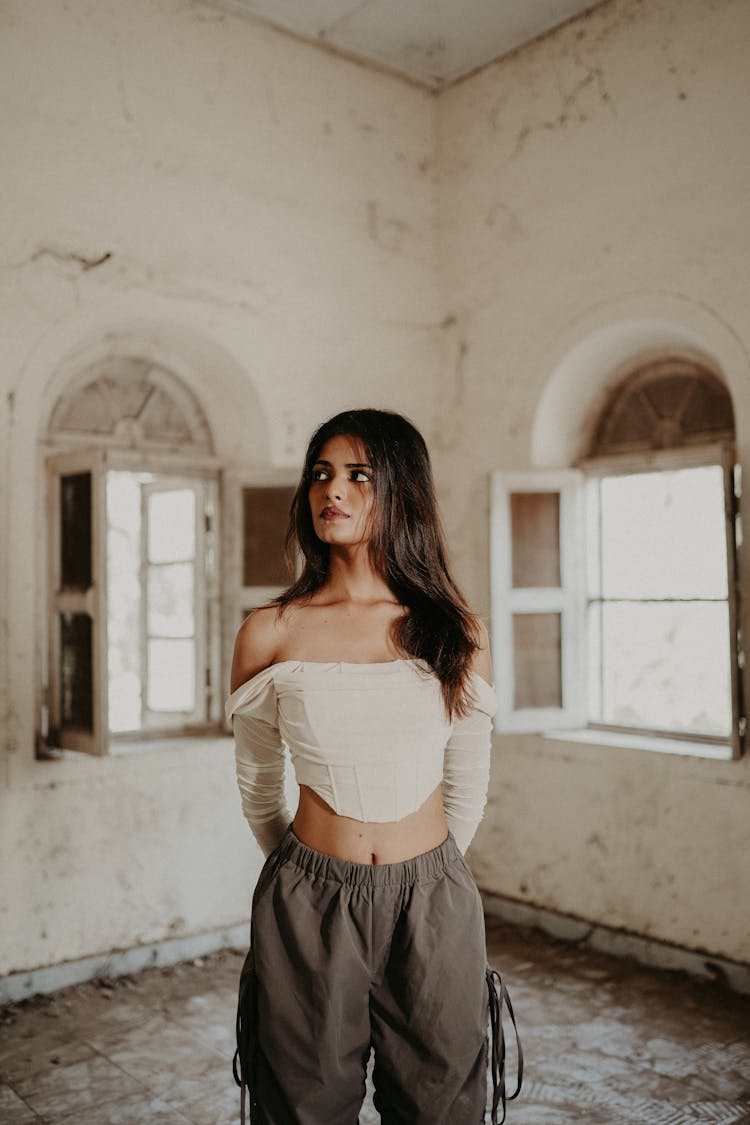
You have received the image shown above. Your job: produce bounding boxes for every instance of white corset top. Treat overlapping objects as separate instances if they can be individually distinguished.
[225,658,498,856]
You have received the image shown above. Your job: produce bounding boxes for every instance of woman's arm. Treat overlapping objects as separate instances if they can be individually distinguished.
[230,605,284,692]
[228,608,292,857]
[441,620,496,854]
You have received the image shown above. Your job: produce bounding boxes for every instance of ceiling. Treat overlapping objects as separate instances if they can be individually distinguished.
[223,0,605,88]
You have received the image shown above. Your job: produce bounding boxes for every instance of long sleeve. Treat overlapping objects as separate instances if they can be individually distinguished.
[441,674,498,854]
[225,668,292,858]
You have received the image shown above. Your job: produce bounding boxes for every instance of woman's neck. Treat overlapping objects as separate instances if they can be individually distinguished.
[318,548,396,606]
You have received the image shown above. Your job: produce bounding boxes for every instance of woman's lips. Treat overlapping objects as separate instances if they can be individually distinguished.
[321,506,349,519]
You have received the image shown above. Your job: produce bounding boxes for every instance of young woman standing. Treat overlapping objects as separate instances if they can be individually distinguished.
[226,409,522,1124]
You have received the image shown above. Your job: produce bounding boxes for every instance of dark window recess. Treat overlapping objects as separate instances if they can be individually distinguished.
[60,612,93,730]
[242,486,296,587]
[61,472,92,588]
[510,492,561,588]
[512,612,563,710]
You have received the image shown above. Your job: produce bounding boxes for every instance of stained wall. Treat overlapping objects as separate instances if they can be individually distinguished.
[1,0,748,985]
[436,0,750,965]
[0,0,437,978]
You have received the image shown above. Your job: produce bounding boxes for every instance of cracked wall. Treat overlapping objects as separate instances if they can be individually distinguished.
[1,0,749,984]
[435,0,750,965]
[0,0,438,980]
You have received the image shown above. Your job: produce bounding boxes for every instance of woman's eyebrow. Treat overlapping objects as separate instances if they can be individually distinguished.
[313,459,372,469]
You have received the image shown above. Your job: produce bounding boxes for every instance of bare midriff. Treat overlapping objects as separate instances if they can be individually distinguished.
[291,783,448,865]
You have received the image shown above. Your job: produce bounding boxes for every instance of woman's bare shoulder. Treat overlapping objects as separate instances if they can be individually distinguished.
[230,605,289,692]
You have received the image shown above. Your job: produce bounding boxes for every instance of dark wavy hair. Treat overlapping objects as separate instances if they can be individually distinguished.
[273,408,481,718]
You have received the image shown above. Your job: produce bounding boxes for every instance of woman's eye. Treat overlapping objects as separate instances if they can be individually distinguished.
[311,469,328,481]
[352,471,371,483]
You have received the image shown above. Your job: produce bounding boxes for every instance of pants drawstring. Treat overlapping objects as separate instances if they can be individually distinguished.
[232,1024,248,1125]
[486,966,524,1124]
[233,950,257,1125]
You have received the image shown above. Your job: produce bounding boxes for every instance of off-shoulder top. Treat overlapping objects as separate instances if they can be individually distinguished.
[224,658,498,857]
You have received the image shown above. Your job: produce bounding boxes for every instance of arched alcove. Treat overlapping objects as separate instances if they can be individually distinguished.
[531,319,724,467]
[530,293,750,469]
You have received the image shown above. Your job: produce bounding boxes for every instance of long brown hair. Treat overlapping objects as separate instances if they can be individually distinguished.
[274,409,481,718]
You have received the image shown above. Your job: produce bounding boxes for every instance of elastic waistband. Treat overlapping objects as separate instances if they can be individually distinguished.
[275,822,463,887]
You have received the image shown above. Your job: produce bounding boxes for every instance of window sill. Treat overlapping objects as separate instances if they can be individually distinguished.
[108,729,229,756]
[37,729,230,761]
[28,733,234,787]
[543,726,734,760]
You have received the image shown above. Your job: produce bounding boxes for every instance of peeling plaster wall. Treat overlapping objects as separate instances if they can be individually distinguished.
[0,0,437,977]
[2,0,749,984]
[437,0,750,964]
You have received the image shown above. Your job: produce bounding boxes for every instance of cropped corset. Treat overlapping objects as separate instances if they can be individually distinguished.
[225,658,497,856]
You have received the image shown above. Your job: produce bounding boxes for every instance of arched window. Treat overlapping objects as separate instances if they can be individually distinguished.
[39,353,298,760]
[43,360,220,755]
[587,357,734,454]
[490,355,744,758]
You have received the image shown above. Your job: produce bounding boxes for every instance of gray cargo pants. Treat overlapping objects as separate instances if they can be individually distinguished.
[234,823,521,1125]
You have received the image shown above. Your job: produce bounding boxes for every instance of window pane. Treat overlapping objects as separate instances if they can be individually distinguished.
[600,466,727,599]
[243,486,296,587]
[147,489,195,563]
[510,493,560,588]
[599,602,731,736]
[60,612,93,730]
[147,562,194,638]
[147,639,195,712]
[60,473,92,588]
[513,612,562,709]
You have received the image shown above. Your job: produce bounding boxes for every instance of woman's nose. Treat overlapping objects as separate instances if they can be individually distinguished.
[325,475,345,501]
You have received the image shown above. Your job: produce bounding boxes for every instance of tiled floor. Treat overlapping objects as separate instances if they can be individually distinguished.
[1,917,749,1124]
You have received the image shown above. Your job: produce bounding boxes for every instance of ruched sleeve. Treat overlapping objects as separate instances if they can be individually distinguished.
[225,667,292,858]
[442,674,498,855]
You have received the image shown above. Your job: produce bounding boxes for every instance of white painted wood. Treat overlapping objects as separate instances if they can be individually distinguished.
[490,468,585,733]
[221,470,300,713]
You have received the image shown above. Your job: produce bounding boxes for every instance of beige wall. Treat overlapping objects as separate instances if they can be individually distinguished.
[437,0,750,964]
[0,0,437,977]
[1,0,748,982]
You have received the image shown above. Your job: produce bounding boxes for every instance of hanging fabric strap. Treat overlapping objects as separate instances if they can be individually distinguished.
[233,944,258,1125]
[232,1024,248,1125]
[486,966,524,1124]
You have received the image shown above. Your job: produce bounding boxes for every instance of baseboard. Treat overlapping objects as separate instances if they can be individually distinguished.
[0,921,251,1007]
[481,891,750,996]
[4,900,749,1007]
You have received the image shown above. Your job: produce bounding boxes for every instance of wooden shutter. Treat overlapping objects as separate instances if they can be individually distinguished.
[490,470,585,732]
[46,449,107,755]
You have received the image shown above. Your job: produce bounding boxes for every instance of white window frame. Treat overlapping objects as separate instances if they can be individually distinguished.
[580,442,744,758]
[490,469,586,732]
[490,444,745,758]
[222,469,300,637]
[42,447,222,756]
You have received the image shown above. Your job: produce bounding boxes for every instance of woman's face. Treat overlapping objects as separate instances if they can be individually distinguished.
[308,434,376,548]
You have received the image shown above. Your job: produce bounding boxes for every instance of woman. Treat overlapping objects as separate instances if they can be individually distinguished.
[226,408,522,1125]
